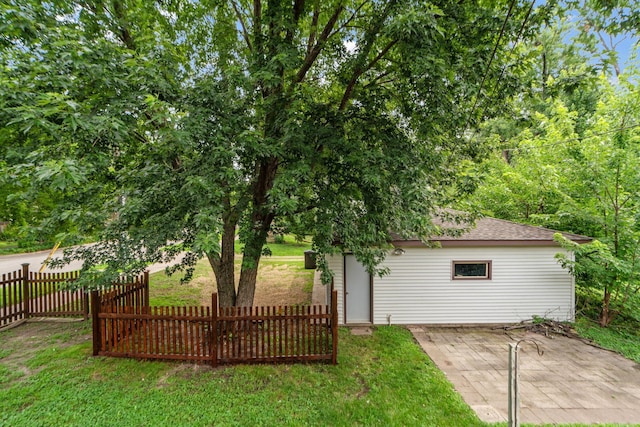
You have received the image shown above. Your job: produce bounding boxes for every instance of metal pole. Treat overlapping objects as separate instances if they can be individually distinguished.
[39,241,62,273]
[514,343,520,427]
[508,339,543,427]
[508,343,516,427]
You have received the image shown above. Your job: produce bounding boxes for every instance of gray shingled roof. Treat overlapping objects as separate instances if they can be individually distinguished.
[390,216,592,247]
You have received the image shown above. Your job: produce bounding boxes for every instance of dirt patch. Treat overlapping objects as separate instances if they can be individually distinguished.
[254,264,311,307]
[194,263,312,307]
[0,320,91,385]
[156,363,212,388]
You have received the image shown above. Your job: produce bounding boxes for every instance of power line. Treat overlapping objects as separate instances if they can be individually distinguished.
[463,0,518,133]
[465,0,536,144]
[504,122,640,152]
[476,0,536,122]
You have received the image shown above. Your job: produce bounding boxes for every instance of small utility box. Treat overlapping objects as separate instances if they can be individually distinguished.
[304,250,316,269]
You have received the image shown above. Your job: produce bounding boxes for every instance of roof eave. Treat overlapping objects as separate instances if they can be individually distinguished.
[391,238,593,248]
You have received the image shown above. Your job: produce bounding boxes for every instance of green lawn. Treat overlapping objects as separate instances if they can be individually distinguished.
[573,287,640,364]
[3,257,640,426]
[0,322,483,427]
[0,240,19,255]
[0,240,52,255]
[148,258,314,308]
[235,234,312,257]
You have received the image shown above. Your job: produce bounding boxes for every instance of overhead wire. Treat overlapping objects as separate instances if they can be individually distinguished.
[459,1,639,157]
[473,0,536,127]
[462,0,518,134]
[464,0,536,143]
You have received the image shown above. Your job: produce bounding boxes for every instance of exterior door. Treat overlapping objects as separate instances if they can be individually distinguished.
[344,255,372,324]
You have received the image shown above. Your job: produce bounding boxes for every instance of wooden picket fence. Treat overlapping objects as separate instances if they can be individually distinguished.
[92,291,338,365]
[2,263,339,365]
[1,264,87,329]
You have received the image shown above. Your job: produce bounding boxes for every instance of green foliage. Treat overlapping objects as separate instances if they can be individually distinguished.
[555,236,619,283]
[574,287,640,363]
[0,324,483,426]
[235,235,312,257]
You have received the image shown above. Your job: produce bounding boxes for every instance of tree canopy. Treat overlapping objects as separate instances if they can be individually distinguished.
[1,1,542,306]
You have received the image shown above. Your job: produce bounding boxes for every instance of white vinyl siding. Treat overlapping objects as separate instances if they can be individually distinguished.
[327,255,345,323]
[329,246,575,325]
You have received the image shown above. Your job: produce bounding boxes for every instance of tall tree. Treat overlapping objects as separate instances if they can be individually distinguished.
[2,1,539,306]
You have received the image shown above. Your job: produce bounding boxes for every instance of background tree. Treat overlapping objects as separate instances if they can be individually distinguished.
[465,73,640,327]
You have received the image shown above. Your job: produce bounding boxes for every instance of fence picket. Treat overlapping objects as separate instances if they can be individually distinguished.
[90,287,337,365]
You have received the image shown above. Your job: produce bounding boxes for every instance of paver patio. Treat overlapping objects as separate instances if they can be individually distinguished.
[409,326,640,425]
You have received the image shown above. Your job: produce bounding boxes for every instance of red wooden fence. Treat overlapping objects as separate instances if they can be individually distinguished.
[1,264,85,329]
[93,291,339,365]
[1,264,148,330]
[0,269,26,327]
[27,269,84,318]
[2,263,339,366]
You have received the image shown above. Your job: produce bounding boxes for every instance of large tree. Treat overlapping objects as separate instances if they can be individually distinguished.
[1,1,538,306]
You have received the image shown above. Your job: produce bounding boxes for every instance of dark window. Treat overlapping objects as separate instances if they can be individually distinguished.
[452,261,492,280]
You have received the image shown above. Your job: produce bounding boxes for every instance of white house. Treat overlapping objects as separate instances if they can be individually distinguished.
[326,217,591,325]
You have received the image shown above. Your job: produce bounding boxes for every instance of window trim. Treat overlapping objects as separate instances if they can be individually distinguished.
[451,260,492,280]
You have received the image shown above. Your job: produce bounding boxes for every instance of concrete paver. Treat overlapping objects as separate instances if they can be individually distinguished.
[409,326,640,425]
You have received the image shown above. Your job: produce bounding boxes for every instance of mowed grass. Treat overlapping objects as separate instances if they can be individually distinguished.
[149,258,314,307]
[235,234,312,257]
[0,321,483,427]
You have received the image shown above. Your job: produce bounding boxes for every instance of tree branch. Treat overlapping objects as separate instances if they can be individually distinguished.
[363,70,395,88]
[232,1,253,51]
[339,39,398,110]
[110,0,136,50]
[330,0,370,38]
[293,4,344,85]
[337,0,397,110]
[306,0,320,56]
[293,0,305,24]
[253,0,262,52]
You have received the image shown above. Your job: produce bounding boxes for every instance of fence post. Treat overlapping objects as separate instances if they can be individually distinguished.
[21,263,30,319]
[83,289,90,320]
[143,271,150,308]
[331,289,338,365]
[211,293,218,367]
[91,290,101,356]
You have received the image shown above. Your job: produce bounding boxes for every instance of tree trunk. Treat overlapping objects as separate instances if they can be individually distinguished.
[236,225,271,307]
[236,262,259,307]
[207,217,237,307]
[600,288,612,327]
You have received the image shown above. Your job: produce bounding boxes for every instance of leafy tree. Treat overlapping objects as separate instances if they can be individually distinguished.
[556,77,640,326]
[468,74,640,327]
[2,1,540,306]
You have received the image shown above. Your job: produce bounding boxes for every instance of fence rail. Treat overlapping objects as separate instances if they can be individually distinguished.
[93,291,338,365]
[98,305,212,363]
[26,270,84,318]
[3,262,339,366]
